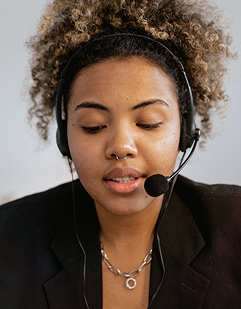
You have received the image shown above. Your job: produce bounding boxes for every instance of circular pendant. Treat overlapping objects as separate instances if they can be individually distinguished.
[126,277,137,290]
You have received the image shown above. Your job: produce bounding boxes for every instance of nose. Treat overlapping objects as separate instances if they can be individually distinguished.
[105,123,138,160]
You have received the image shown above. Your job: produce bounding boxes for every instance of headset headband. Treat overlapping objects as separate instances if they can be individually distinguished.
[55,33,198,158]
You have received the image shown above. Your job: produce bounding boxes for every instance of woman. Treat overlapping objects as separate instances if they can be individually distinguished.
[0,0,240,308]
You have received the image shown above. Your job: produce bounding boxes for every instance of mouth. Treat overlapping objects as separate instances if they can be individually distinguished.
[111,176,137,183]
[103,168,145,194]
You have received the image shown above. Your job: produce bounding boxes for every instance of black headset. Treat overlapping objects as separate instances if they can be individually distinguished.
[55,33,198,158]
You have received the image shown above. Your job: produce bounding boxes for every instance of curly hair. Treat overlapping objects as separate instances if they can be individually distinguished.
[27,0,236,142]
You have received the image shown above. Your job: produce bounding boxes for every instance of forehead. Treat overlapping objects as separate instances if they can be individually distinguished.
[69,57,178,109]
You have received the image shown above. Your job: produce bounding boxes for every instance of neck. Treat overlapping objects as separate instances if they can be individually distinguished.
[95,197,163,253]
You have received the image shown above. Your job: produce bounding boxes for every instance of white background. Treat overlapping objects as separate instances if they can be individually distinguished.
[0,0,240,204]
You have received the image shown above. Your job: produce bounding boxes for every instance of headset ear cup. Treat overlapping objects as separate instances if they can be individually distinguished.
[179,115,187,152]
[179,113,196,152]
[56,120,72,159]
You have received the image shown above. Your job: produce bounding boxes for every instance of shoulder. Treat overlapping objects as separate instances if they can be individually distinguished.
[175,175,241,237]
[0,180,85,240]
[175,175,241,210]
[1,182,71,226]
[176,175,241,199]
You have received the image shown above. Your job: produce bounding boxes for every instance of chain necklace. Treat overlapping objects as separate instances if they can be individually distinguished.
[100,242,152,290]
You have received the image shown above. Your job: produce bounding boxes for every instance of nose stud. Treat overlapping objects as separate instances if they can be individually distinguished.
[115,155,127,160]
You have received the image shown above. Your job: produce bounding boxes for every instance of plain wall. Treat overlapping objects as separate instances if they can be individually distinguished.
[0,0,240,204]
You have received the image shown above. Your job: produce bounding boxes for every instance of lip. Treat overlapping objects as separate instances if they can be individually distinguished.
[103,167,145,194]
[104,167,144,180]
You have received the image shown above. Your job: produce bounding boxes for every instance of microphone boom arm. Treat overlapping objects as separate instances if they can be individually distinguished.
[169,129,201,182]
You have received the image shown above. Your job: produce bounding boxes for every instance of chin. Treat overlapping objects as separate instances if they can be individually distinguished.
[95,195,160,217]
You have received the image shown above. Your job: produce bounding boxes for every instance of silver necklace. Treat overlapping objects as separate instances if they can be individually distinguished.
[101,242,152,290]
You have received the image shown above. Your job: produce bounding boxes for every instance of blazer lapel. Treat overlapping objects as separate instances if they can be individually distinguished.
[43,182,102,309]
[149,190,210,308]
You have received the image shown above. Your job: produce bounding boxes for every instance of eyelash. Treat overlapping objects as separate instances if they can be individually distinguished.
[82,123,161,134]
[82,126,107,133]
[136,123,162,130]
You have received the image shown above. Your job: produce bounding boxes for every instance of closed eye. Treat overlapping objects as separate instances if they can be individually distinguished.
[82,125,107,133]
[137,123,162,130]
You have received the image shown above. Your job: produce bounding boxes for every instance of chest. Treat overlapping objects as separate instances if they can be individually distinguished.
[102,263,151,309]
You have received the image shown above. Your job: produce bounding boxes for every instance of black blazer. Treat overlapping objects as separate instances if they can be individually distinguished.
[0,176,241,309]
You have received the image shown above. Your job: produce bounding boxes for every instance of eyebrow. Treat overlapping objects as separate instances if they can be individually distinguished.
[74,102,110,112]
[74,99,169,112]
[131,99,169,110]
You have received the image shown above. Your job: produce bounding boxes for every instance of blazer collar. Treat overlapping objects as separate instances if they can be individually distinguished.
[44,179,209,308]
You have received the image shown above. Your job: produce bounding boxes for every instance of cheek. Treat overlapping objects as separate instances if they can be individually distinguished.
[72,152,99,192]
[145,124,180,173]
[68,138,105,189]
[71,146,97,174]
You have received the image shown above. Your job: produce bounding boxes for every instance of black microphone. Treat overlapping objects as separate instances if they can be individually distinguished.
[144,129,201,197]
[144,174,169,197]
